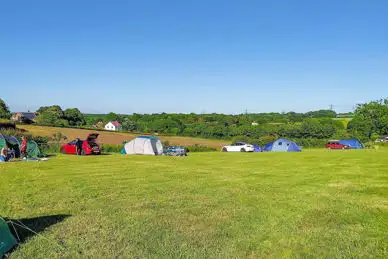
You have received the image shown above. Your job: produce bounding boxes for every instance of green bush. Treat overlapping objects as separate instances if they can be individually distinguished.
[0,128,27,137]
[32,136,50,150]
[186,144,216,152]
[40,143,61,153]
[101,144,123,153]
[292,138,328,148]
[231,136,250,144]
[364,141,388,149]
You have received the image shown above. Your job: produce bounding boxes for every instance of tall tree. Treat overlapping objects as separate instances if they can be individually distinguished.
[0,98,11,119]
[37,105,64,118]
[36,105,67,126]
[106,112,121,122]
[64,108,85,126]
[348,99,388,139]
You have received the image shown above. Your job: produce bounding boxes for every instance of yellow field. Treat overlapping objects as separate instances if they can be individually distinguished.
[18,125,228,148]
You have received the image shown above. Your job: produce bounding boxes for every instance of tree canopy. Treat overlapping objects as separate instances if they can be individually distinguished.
[36,105,85,127]
[0,98,11,119]
[348,99,388,140]
[5,96,388,144]
[64,108,85,126]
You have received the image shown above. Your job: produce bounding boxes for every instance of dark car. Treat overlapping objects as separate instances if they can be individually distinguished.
[60,133,101,155]
[164,146,188,156]
[325,140,350,150]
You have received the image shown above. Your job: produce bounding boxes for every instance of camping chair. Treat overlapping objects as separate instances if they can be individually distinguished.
[7,150,15,160]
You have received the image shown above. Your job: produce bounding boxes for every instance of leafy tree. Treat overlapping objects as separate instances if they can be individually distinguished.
[121,118,138,131]
[348,99,388,139]
[0,98,11,119]
[37,105,64,118]
[106,112,121,122]
[231,136,250,144]
[64,108,85,126]
[36,105,67,126]
[36,111,60,126]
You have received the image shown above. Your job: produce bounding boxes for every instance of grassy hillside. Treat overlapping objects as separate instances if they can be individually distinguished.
[333,117,353,127]
[1,150,387,258]
[18,125,228,148]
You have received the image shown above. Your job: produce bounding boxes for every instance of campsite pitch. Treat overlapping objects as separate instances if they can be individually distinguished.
[1,150,387,258]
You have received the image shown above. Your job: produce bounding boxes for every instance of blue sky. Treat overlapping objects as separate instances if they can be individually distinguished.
[1,0,387,114]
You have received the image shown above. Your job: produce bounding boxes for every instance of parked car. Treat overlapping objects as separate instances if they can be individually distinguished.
[325,140,350,150]
[60,133,101,155]
[222,142,254,152]
[375,136,388,142]
[164,146,188,156]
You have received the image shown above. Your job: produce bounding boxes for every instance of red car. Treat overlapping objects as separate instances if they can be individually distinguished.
[60,133,101,155]
[326,141,350,150]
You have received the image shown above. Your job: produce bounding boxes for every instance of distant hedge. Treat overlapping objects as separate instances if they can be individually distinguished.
[0,121,16,130]
[186,144,217,152]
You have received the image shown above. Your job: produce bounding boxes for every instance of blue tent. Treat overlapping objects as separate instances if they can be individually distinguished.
[338,138,364,149]
[253,144,262,152]
[263,138,301,152]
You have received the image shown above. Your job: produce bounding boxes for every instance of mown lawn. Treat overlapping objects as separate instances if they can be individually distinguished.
[1,150,387,258]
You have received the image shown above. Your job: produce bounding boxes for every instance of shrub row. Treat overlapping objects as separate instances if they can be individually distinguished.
[100,144,217,153]
[101,144,122,153]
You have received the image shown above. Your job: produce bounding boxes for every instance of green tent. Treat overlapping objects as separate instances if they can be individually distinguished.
[0,134,42,158]
[0,133,21,158]
[15,137,42,158]
[26,140,42,158]
[0,217,17,257]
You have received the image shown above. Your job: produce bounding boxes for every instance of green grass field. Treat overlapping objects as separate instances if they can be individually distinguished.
[1,150,387,258]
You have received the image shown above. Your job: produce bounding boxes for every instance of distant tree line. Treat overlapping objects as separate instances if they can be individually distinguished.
[84,109,347,142]
[84,100,387,142]
[1,98,387,143]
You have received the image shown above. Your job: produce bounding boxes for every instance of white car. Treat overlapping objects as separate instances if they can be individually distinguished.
[375,136,388,142]
[222,142,254,152]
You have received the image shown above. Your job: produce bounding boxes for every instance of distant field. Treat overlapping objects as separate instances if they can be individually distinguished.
[1,150,386,258]
[18,125,228,148]
[333,117,353,127]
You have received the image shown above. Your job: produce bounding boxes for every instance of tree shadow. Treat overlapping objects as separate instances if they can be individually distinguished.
[5,214,71,244]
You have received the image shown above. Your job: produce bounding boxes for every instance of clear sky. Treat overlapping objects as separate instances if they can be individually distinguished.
[1,0,387,114]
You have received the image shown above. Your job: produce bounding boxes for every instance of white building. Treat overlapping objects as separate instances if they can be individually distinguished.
[104,121,122,131]
[251,122,259,126]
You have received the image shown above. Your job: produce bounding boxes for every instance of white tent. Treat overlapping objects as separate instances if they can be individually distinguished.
[124,136,163,156]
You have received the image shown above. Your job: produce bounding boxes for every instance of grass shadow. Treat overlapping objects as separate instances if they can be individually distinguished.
[42,154,57,158]
[99,153,113,156]
[6,214,71,244]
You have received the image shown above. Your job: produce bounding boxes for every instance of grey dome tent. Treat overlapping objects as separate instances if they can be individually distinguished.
[123,136,163,155]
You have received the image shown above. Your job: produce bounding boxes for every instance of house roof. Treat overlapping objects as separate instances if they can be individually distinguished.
[13,112,36,120]
[110,121,121,127]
